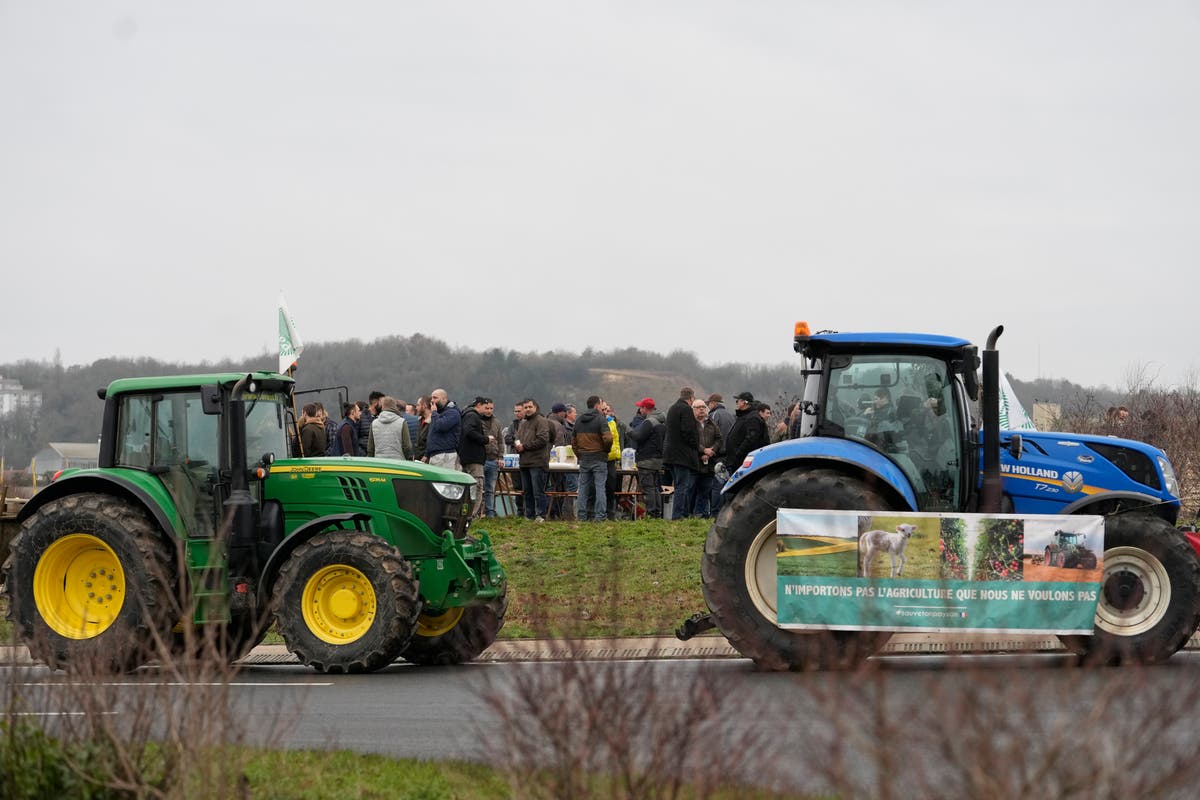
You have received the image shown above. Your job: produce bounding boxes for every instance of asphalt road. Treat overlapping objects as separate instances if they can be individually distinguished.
[6,650,1200,797]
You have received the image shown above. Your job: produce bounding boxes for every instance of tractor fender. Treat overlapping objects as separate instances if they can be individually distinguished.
[723,438,919,510]
[15,471,184,543]
[256,512,373,607]
[1061,491,1176,523]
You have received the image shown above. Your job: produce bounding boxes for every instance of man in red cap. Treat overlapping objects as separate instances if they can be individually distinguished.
[629,397,667,518]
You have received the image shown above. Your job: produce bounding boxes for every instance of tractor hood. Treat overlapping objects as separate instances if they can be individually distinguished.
[992,429,1179,515]
[267,456,474,485]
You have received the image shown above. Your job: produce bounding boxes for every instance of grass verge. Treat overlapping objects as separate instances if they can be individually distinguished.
[480,516,711,638]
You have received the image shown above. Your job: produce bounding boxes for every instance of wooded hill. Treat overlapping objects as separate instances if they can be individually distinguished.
[0,335,1113,466]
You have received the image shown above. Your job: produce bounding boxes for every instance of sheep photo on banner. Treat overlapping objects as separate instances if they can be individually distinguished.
[775,510,1105,634]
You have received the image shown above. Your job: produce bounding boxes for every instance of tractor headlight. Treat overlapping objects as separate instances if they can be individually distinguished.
[1159,456,1179,498]
[432,482,467,502]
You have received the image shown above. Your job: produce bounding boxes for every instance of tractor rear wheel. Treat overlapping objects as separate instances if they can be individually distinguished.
[703,468,893,671]
[400,589,508,666]
[1059,514,1200,665]
[3,493,176,672]
[272,530,420,674]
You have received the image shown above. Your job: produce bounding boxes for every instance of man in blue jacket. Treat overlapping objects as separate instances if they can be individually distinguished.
[424,388,462,471]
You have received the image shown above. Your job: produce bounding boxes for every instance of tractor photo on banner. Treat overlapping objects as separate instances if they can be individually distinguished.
[775,510,1104,634]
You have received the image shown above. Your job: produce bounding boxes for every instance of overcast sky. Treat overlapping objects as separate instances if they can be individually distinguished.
[2,2,1197,390]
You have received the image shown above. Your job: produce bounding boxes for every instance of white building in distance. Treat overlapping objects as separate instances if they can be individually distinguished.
[0,376,41,416]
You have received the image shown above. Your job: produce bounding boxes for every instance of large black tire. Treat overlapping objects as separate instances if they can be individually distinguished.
[2,493,176,672]
[1059,514,1200,665]
[702,468,893,671]
[272,530,420,674]
[400,589,508,666]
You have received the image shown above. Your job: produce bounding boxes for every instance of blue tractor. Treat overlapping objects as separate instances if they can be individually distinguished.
[692,323,1200,669]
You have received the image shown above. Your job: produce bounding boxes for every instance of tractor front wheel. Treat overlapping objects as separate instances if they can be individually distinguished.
[703,468,893,671]
[272,530,420,674]
[1059,514,1200,665]
[400,589,508,666]
[3,493,176,672]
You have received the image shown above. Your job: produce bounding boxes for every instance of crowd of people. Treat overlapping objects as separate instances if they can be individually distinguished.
[293,386,790,523]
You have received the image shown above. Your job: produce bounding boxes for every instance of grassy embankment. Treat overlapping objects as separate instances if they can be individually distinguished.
[483,515,711,638]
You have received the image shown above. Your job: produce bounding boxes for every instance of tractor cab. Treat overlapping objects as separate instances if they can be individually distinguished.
[792,323,980,512]
[101,372,293,540]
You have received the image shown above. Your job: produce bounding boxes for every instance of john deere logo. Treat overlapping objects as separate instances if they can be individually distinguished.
[1062,471,1084,493]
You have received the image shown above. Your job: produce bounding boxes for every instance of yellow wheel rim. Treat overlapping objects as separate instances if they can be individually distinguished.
[416,606,464,638]
[301,564,377,645]
[33,534,126,640]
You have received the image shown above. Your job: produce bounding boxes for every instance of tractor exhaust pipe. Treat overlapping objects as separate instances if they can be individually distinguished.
[227,374,259,573]
[980,326,1004,513]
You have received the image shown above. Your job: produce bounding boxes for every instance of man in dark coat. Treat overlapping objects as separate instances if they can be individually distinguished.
[572,395,614,522]
[722,393,770,474]
[662,386,700,520]
[331,402,361,456]
[299,403,327,457]
[629,397,667,519]
[458,396,493,518]
[515,398,553,521]
[424,388,462,470]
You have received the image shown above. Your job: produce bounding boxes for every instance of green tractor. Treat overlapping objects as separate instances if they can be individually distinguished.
[1,372,506,673]
[1045,530,1099,570]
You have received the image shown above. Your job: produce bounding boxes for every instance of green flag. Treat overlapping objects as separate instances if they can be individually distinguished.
[278,294,304,374]
[999,372,1037,431]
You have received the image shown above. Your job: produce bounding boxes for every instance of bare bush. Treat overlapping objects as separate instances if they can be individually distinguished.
[793,657,1200,799]
[1,511,292,799]
[1053,370,1200,519]
[476,563,787,799]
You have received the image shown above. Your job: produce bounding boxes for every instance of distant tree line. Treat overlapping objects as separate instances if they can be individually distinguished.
[0,335,803,465]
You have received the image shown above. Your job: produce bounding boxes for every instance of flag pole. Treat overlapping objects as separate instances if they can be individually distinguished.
[288,364,304,457]
[278,293,306,456]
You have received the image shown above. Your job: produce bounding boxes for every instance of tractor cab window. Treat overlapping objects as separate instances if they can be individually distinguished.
[243,393,288,470]
[115,391,220,536]
[824,354,962,511]
[116,396,155,468]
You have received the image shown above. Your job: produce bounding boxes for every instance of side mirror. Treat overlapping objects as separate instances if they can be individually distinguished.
[1008,433,1023,460]
[201,384,222,415]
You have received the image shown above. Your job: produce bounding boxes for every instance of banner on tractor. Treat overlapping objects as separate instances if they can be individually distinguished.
[775,510,1104,634]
